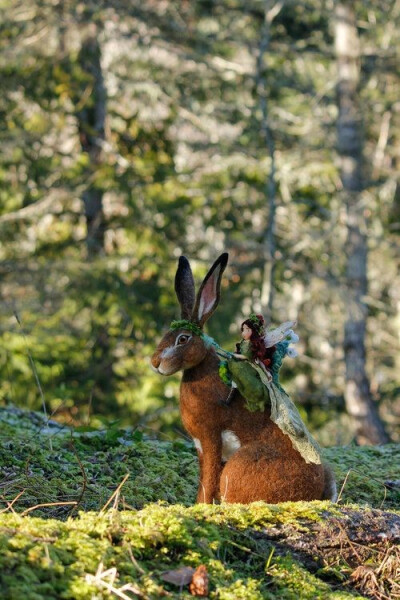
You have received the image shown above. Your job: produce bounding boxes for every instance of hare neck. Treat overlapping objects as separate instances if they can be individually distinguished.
[181,348,228,402]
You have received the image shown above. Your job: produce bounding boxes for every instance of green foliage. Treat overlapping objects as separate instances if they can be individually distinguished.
[0,0,399,441]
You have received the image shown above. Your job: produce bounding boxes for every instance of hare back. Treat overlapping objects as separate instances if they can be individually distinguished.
[220,441,325,504]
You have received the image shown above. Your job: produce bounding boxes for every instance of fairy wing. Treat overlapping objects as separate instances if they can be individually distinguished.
[263,321,297,348]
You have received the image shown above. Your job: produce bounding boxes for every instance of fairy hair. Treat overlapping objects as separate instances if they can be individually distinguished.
[241,314,275,364]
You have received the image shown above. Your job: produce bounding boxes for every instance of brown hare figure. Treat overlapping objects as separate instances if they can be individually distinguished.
[151,253,337,504]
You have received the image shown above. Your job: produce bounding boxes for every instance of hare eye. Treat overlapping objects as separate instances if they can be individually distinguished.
[176,334,191,346]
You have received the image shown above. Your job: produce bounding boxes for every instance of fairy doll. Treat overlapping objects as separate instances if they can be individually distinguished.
[223,314,321,465]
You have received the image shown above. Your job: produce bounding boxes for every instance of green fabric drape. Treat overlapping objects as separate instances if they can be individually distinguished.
[227,340,321,465]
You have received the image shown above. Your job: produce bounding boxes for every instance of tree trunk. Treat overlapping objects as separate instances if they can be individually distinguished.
[76,23,107,258]
[256,1,283,319]
[335,2,389,444]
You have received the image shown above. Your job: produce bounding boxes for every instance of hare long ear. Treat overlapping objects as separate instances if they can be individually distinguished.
[192,253,228,327]
[175,256,196,319]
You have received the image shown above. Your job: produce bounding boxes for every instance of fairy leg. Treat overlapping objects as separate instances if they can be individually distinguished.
[227,359,270,411]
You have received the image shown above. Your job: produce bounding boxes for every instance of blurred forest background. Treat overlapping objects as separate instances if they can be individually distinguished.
[0,0,399,446]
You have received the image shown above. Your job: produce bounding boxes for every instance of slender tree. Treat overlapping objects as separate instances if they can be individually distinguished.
[335,2,389,444]
[76,23,107,257]
[256,1,284,318]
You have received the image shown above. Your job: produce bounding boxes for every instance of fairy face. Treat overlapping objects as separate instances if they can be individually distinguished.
[241,323,252,341]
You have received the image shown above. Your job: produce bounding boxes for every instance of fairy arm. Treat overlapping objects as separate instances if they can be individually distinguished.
[233,353,247,360]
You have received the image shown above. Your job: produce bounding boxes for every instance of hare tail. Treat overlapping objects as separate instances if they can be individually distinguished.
[322,463,337,502]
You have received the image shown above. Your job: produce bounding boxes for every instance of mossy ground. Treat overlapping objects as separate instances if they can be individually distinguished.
[0,406,399,599]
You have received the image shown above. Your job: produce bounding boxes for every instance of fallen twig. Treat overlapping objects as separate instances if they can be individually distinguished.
[21,501,77,516]
[0,490,26,514]
[100,473,130,513]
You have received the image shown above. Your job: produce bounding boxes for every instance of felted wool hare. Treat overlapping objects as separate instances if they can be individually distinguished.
[151,253,337,504]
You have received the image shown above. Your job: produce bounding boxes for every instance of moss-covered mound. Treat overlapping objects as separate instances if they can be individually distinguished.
[1,502,399,599]
[0,406,198,515]
[0,406,399,599]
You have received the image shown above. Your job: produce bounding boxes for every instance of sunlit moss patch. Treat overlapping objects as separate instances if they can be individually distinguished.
[0,502,393,599]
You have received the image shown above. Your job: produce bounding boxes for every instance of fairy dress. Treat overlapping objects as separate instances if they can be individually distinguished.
[226,339,322,465]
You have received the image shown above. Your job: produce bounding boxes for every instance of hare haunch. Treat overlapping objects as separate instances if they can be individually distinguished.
[151,253,337,504]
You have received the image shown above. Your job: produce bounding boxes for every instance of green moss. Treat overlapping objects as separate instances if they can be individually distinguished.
[323,445,400,508]
[266,555,362,599]
[215,577,266,599]
[0,407,399,520]
[0,498,385,599]
[0,504,367,600]
[0,407,398,598]
[1,407,399,520]
[0,407,198,517]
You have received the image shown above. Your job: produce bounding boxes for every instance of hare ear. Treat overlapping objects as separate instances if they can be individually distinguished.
[175,256,196,319]
[192,253,228,327]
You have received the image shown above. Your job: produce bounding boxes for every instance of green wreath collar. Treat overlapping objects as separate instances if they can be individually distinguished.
[170,320,203,337]
[170,319,233,359]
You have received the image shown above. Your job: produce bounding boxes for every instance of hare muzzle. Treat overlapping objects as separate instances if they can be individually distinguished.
[151,329,208,375]
[151,331,188,376]
[151,344,180,376]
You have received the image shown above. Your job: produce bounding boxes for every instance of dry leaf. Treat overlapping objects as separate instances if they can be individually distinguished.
[189,565,209,597]
[161,566,195,586]
[349,565,383,598]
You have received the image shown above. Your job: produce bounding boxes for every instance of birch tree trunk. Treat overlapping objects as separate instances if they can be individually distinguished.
[335,2,389,444]
[76,23,107,258]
